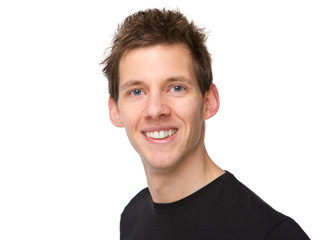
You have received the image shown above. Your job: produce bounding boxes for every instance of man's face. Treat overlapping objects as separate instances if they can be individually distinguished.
[109,44,216,173]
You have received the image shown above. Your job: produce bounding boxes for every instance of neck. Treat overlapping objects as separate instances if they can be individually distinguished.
[143,144,225,204]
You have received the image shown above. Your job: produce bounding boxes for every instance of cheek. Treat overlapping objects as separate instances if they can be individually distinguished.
[173,97,203,123]
[172,97,204,146]
[118,105,140,130]
[119,107,142,150]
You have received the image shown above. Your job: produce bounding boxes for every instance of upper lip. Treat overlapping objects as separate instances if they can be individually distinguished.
[141,126,178,133]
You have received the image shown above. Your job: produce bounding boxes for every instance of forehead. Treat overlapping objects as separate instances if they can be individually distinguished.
[119,44,197,87]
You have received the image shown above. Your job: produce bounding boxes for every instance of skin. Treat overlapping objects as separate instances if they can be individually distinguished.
[109,43,225,203]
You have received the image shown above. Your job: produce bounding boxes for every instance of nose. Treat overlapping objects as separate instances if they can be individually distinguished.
[144,92,170,120]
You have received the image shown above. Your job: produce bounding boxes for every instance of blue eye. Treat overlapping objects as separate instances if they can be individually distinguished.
[171,85,184,92]
[130,89,142,96]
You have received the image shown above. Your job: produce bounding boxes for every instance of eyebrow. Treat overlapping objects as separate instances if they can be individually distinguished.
[119,80,145,91]
[119,76,194,91]
[165,76,194,85]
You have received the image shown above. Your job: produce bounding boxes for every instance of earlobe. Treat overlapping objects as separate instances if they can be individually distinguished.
[108,97,124,127]
[203,83,220,120]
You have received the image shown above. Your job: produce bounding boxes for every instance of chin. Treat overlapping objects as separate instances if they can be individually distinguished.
[142,153,181,172]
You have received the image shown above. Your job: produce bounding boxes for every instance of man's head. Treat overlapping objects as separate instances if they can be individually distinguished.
[101,8,213,103]
[103,9,219,173]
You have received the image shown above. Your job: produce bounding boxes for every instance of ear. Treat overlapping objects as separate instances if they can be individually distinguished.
[108,97,124,127]
[203,83,220,120]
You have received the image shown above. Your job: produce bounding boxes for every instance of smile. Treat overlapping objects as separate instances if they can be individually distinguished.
[144,129,178,139]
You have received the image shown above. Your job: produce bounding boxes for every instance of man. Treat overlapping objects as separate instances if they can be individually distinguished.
[102,8,309,240]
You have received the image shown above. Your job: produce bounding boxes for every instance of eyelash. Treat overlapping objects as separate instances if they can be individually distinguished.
[127,85,186,97]
[170,85,185,92]
[129,89,143,96]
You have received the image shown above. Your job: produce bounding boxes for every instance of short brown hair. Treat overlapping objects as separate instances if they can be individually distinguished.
[101,8,213,102]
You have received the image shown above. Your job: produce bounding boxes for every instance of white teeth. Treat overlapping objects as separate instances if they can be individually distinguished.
[145,129,177,139]
[159,131,165,138]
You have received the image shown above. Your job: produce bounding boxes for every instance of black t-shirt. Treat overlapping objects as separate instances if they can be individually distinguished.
[120,171,309,239]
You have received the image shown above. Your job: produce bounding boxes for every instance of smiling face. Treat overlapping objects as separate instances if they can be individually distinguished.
[109,44,219,173]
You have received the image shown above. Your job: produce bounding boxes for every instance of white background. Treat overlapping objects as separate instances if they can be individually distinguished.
[0,0,321,239]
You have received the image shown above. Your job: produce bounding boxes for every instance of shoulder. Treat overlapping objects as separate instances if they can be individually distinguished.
[224,172,310,239]
[121,187,151,218]
[265,218,310,239]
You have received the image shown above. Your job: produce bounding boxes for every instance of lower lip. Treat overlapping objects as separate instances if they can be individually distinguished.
[142,130,178,144]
